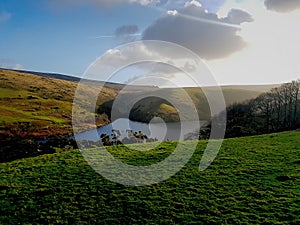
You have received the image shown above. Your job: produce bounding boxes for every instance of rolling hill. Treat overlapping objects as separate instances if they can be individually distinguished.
[0,69,118,139]
[1,68,268,139]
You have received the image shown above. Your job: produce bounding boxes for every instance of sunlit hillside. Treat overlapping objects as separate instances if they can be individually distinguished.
[1,68,266,138]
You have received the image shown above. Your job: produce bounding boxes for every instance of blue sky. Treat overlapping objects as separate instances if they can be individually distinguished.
[0,0,300,85]
[0,0,161,75]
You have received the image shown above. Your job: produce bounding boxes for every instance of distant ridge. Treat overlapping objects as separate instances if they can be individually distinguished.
[222,84,281,93]
[0,68,281,92]
[0,68,81,82]
[0,68,278,139]
[0,68,155,90]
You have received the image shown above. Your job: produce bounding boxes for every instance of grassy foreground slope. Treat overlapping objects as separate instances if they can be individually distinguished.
[0,131,299,224]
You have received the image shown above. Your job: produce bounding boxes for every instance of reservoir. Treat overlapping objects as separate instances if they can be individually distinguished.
[74,118,206,142]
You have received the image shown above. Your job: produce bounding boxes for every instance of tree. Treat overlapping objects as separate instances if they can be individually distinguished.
[206,80,300,139]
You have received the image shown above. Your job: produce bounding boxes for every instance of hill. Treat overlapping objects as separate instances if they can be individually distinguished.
[0,69,119,139]
[0,131,299,224]
[100,86,262,123]
[223,84,280,93]
[0,68,267,139]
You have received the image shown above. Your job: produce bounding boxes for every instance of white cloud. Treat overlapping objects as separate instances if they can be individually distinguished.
[13,64,25,70]
[167,10,178,16]
[83,41,216,87]
[0,59,24,70]
[184,0,202,8]
[142,1,253,59]
[206,0,300,85]
[85,44,159,80]
[138,0,160,5]
[0,11,11,23]
[161,0,226,13]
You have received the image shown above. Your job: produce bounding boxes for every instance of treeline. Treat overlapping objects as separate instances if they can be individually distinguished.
[0,129,159,163]
[0,135,77,163]
[213,80,300,138]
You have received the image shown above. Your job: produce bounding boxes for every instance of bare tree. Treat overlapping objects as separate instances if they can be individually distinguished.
[255,93,275,132]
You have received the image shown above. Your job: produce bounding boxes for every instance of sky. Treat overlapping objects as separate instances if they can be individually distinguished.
[0,0,300,86]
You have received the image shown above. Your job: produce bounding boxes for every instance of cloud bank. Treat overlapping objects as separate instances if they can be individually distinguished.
[142,1,253,60]
[264,0,300,13]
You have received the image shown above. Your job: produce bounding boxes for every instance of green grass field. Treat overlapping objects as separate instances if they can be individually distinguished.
[1,131,299,224]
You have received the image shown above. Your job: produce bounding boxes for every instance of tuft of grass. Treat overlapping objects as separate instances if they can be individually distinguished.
[0,131,299,224]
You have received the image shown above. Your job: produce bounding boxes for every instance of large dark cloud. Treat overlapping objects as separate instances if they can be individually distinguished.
[142,2,253,60]
[264,0,300,13]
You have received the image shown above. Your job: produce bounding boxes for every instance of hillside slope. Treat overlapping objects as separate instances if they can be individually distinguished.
[0,131,299,224]
[99,86,262,122]
[0,69,117,138]
[1,69,264,138]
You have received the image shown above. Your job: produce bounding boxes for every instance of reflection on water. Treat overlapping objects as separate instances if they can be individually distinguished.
[75,118,206,142]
